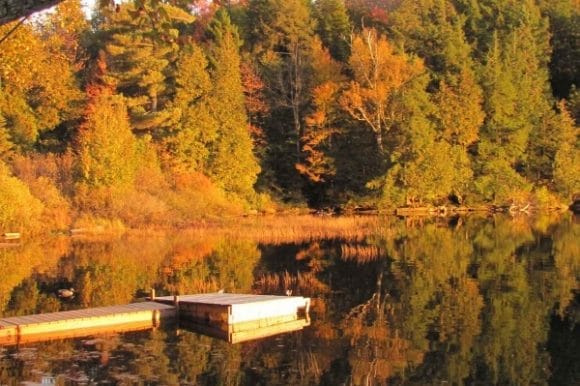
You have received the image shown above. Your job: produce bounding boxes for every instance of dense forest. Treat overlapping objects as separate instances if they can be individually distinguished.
[0,0,578,231]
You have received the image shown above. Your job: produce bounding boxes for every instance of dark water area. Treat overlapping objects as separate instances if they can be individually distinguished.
[0,215,578,385]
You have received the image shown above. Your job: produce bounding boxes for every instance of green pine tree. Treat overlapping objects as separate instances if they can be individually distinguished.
[102,2,194,133]
[166,44,216,174]
[553,101,580,200]
[314,0,352,61]
[206,10,260,200]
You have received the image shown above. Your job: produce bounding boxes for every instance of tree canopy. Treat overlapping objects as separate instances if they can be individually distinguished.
[0,0,578,230]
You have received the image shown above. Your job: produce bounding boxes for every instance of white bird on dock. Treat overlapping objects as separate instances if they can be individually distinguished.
[58,288,75,298]
[285,289,293,296]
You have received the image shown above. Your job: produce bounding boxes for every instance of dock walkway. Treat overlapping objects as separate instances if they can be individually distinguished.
[0,302,175,345]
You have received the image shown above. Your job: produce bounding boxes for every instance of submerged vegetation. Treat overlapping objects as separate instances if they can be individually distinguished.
[0,0,578,233]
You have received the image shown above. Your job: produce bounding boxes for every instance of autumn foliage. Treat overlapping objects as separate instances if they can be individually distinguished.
[0,0,578,232]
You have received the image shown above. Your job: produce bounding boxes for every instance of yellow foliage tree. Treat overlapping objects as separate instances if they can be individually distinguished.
[340,28,424,154]
[76,93,137,188]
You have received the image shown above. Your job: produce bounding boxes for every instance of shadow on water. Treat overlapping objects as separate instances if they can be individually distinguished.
[0,214,578,385]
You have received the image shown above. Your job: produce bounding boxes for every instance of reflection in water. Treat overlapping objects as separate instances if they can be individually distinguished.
[0,214,578,385]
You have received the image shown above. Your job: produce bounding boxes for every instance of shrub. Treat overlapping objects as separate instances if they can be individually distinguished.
[166,172,244,223]
[115,190,170,228]
[9,154,73,230]
[71,214,126,235]
[532,186,564,209]
[28,177,72,231]
[0,161,44,232]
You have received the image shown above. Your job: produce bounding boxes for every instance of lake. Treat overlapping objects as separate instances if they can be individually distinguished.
[0,214,578,385]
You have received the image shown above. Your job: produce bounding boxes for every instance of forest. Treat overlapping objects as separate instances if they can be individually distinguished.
[0,0,578,232]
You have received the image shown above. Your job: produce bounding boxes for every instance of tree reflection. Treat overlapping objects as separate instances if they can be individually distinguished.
[0,215,577,385]
[0,237,68,316]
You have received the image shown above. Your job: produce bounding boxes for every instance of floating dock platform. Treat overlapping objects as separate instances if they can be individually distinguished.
[154,293,310,331]
[0,293,311,345]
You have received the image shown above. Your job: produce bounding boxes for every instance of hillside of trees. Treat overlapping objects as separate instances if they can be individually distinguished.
[0,0,578,231]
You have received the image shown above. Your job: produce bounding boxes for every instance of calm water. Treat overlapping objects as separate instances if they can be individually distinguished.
[0,215,578,385]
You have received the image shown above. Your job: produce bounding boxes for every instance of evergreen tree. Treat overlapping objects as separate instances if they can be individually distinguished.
[453,0,550,63]
[526,110,564,187]
[389,0,484,147]
[248,0,316,156]
[473,1,553,202]
[166,44,216,174]
[376,73,457,206]
[246,0,318,200]
[313,0,352,62]
[206,10,260,199]
[538,0,579,98]
[553,102,580,200]
[102,2,194,133]
[568,86,580,123]
[474,34,532,203]
[436,69,483,149]
[391,0,484,203]
[390,0,472,77]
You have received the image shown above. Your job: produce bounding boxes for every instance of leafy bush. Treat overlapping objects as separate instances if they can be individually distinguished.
[166,172,244,223]
[0,162,43,232]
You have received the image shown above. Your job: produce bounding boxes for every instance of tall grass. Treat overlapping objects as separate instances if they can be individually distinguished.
[181,215,383,244]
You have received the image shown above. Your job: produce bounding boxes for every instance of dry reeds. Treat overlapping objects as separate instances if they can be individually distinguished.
[182,215,383,244]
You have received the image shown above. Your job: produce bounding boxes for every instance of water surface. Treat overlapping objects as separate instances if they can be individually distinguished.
[0,215,578,385]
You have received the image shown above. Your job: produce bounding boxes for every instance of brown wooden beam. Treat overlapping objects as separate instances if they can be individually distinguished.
[0,0,65,26]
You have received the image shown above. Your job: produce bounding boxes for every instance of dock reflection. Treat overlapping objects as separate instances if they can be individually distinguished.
[179,317,310,344]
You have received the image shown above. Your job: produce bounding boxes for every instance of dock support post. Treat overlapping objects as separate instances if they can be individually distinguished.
[303,298,311,323]
[173,295,180,318]
[152,309,160,328]
[150,288,156,301]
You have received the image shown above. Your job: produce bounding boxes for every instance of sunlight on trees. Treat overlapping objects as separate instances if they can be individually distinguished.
[0,0,577,229]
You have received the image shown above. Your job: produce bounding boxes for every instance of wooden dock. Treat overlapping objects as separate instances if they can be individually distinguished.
[0,293,311,345]
[154,293,310,331]
[0,302,175,345]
